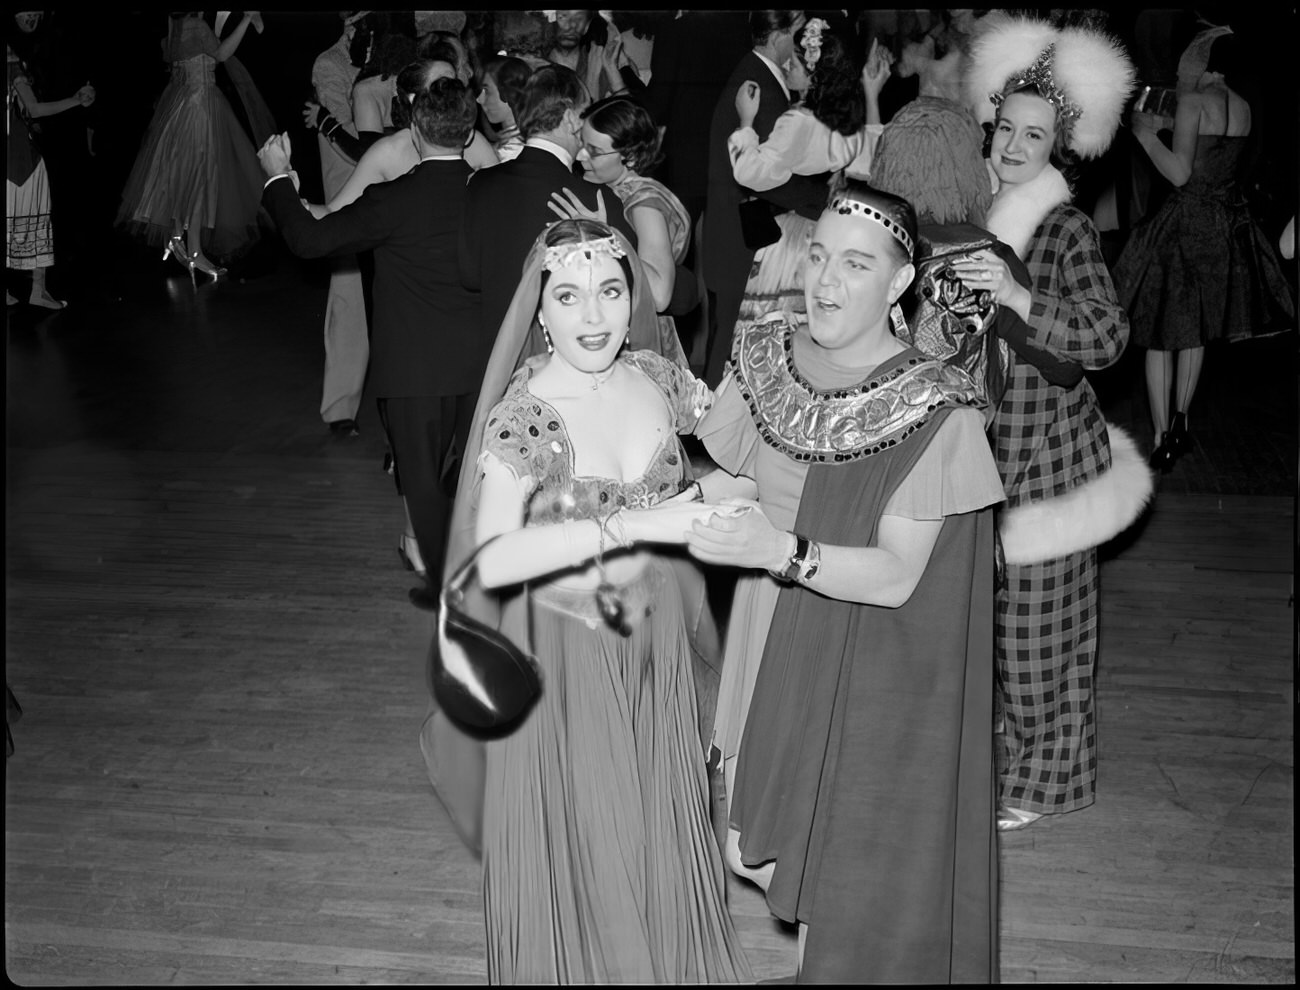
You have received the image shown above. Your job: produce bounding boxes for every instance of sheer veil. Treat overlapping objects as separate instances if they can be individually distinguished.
[424,219,674,854]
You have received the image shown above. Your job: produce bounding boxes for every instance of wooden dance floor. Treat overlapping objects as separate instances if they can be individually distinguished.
[5,251,1294,983]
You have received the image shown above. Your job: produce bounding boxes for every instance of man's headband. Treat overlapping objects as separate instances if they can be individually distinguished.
[826,197,915,257]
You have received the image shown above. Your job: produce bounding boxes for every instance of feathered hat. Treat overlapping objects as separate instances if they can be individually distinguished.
[965,12,1135,159]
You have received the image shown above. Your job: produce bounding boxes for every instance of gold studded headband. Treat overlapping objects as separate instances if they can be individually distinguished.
[826,197,915,257]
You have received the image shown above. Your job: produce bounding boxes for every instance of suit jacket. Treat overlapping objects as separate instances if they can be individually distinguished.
[644,11,751,209]
[263,159,484,398]
[703,51,830,304]
[459,145,637,345]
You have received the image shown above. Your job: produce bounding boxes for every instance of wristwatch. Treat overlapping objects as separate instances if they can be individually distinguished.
[772,533,819,583]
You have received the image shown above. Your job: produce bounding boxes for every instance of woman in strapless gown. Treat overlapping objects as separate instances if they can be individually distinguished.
[1114,28,1294,471]
[117,12,266,280]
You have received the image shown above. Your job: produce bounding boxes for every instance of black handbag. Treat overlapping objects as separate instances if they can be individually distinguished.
[428,538,543,739]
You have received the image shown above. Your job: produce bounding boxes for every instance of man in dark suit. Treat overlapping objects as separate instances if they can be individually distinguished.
[459,63,637,347]
[258,80,485,606]
[702,10,834,385]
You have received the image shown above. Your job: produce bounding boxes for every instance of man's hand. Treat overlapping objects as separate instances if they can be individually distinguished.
[686,499,792,571]
[257,132,293,180]
[734,80,760,129]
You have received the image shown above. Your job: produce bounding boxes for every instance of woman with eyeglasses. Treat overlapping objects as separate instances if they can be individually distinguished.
[547,94,692,366]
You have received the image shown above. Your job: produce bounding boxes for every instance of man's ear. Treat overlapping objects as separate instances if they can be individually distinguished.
[889,262,916,303]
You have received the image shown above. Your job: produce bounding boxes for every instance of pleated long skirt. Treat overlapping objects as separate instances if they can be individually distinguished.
[482,559,751,985]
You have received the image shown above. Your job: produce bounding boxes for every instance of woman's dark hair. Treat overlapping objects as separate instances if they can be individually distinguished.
[801,30,865,136]
[749,10,802,48]
[516,64,587,140]
[411,78,477,150]
[537,219,636,295]
[357,14,418,82]
[483,56,532,118]
[580,96,663,174]
[829,179,919,266]
[392,59,452,129]
[420,29,473,83]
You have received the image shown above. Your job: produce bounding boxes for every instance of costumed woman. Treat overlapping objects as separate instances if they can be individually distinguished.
[117,11,267,282]
[548,93,693,366]
[1113,25,1295,472]
[869,95,1086,414]
[431,218,752,984]
[961,14,1153,832]
[689,180,1005,981]
[7,14,94,309]
[727,20,890,322]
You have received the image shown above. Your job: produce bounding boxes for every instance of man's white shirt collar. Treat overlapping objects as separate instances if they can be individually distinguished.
[525,136,574,170]
[752,49,790,102]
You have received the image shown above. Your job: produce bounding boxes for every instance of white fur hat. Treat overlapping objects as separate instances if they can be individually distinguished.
[965,12,1135,159]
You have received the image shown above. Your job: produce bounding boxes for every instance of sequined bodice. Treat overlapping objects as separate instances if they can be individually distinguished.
[484,352,705,526]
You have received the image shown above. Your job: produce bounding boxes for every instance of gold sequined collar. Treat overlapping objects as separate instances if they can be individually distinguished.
[730,320,985,462]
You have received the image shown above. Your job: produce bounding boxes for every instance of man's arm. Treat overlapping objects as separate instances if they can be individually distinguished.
[262,176,389,259]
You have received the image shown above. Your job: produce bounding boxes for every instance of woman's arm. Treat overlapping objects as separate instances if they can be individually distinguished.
[473,454,724,589]
[686,502,945,608]
[728,103,808,192]
[1131,95,1199,188]
[628,204,676,312]
[11,77,90,119]
[953,212,1129,370]
[214,12,255,63]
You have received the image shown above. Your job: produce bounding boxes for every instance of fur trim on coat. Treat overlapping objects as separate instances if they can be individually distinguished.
[1000,423,1153,564]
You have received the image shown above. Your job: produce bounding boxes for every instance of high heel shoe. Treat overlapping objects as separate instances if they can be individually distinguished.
[1149,432,1176,473]
[163,235,191,278]
[189,253,227,286]
[398,534,427,578]
[1166,412,1192,459]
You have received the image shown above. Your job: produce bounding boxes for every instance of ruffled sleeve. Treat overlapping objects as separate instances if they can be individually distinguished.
[623,349,714,432]
[881,407,1006,520]
[695,372,762,478]
[729,109,883,192]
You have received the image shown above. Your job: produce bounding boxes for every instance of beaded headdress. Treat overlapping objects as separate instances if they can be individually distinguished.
[542,233,628,273]
[965,13,1135,159]
[826,196,915,258]
[800,17,829,72]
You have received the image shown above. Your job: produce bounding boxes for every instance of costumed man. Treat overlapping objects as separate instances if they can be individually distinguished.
[688,179,1006,982]
[960,15,1152,831]
[311,10,369,438]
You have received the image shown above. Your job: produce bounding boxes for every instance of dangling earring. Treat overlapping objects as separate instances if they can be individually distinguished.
[540,323,554,354]
[889,302,910,340]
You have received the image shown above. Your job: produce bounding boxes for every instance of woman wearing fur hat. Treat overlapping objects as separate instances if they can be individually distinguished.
[958,14,1153,832]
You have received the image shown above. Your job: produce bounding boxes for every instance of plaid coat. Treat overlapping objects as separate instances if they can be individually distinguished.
[990,204,1129,507]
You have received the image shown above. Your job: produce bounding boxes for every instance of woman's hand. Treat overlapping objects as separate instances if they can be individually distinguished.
[76,82,95,107]
[547,187,607,223]
[302,100,322,130]
[685,499,793,571]
[949,249,1024,308]
[623,502,740,546]
[734,80,760,129]
[246,11,264,34]
[1129,109,1160,137]
[862,39,893,99]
